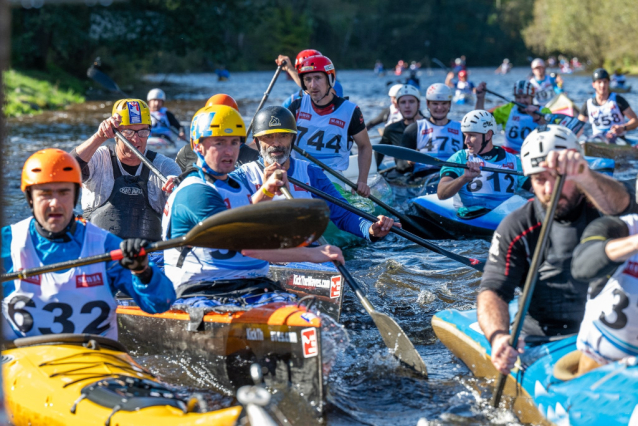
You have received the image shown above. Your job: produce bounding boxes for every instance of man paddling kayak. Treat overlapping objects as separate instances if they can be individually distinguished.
[238,105,396,241]
[375,85,424,171]
[401,83,462,178]
[72,99,181,243]
[445,69,475,103]
[529,58,562,107]
[478,125,638,375]
[2,149,175,340]
[437,110,527,216]
[577,68,638,142]
[163,105,343,293]
[475,80,549,154]
[147,88,186,143]
[288,54,373,198]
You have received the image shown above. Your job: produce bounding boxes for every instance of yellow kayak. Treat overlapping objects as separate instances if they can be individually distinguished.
[3,333,242,426]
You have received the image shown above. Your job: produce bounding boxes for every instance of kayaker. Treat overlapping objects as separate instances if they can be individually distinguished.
[238,105,397,241]
[174,94,259,172]
[436,110,527,215]
[163,105,344,293]
[72,99,181,245]
[494,58,511,75]
[375,84,424,170]
[147,88,186,143]
[571,213,638,373]
[366,83,404,131]
[445,70,475,102]
[611,69,627,89]
[276,49,344,109]
[529,58,562,107]
[477,125,638,376]
[401,83,462,178]
[288,54,373,197]
[2,149,175,340]
[475,80,550,154]
[577,68,638,142]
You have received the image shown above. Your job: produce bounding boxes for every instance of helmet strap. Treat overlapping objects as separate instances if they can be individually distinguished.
[478,133,490,155]
[195,151,227,177]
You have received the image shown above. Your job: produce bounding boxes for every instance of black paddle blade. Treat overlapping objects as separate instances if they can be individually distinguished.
[371,311,428,377]
[87,66,125,95]
[185,199,330,250]
[373,145,441,166]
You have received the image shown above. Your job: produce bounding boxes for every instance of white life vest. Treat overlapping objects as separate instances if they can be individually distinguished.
[161,173,269,289]
[150,107,174,140]
[386,104,403,126]
[292,94,356,171]
[587,93,625,136]
[2,218,117,340]
[240,161,313,201]
[455,149,521,210]
[529,76,555,106]
[503,107,537,154]
[578,214,638,359]
[414,119,462,172]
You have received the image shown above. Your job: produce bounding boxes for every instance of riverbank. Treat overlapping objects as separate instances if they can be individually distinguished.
[3,69,85,117]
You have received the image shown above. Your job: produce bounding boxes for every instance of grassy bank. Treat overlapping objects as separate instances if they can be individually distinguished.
[3,69,85,117]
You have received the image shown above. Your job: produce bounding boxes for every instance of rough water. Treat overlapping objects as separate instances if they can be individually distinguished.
[5,67,638,425]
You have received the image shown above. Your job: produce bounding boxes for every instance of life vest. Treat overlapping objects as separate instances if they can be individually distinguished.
[587,93,625,136]
[529,76,555,106]
[414,119,462,173]
[503,107,538,154]
[386,104,403,126]
[455,81,473,97]
[2,218,117,340]
[150,107,174,140]
[292,94,356,171]
[162,172,269,289]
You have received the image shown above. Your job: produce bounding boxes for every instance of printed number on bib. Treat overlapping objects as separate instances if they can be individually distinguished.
[423,136,461,152]
[508,126,532,141]
[537,90,553,101]
[7,296,111,335]
[599,288,629,330]
[593,113,623,127]
[467,173,515,193]
[297,126,342,153]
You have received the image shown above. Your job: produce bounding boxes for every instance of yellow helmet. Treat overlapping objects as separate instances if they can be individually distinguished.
[190,105,246,148]
[112,99,152,126]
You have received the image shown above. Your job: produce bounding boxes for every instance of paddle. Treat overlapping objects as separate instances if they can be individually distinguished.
[246,61,286,137]
[113,130,169,184]
[373,145,524,176]
[0,200,330,283]
[491,174,565,407]
[484,89,545,119]
[284,174,485,271]
[432,58,450,72]
[291,145,435,238]
[274,171,428,377]
[544,113,586,134]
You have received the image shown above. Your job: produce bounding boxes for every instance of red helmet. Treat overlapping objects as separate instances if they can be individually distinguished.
[295,49,322,72]
[298,55,336,90]
[458,70,468,79]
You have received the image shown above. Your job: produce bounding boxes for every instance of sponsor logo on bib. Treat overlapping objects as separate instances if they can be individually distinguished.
[293,183,309,192]
[127,101,142,124]
[623,261,638,278]
[119,187,143,196]
[330,276,342,299]
[421,128,433,135]
[21,274,40,285]
[302,328,318,358]
[299,111,312,121]
[448,128,459,135]
[223,198,231,209]
[502,162,515,170]
[76,272,104,288]
[329,117,345,128]
[513,116,520,121]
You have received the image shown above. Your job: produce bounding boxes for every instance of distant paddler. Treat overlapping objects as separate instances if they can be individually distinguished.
[163,105,344,295]
[494,58,511,75]
[365,83,404,132]
[238,105,396,242]
[71,99,181,245]
[529,58,562,107]
[147,88,186,143]
[445,69,475,103]
[475,80,549,154]
[577,68,638,142]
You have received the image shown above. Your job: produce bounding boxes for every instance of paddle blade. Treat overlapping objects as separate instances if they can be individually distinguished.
[370,311,428,377]
[372,145,442,167]
[87,66,125,95]
[185,199,330,250]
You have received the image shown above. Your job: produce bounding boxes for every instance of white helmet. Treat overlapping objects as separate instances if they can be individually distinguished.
[425,83,452,101]
[520,125,582,176]
[388,84,404,98]
[513,80,535,97]
[395,84,420,101]
[461,110,498,135]
[531,58,545,69]
[147,88,166,101]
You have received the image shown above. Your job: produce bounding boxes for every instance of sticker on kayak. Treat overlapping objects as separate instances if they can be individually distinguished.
[292,274,330,290]
[247,327,264,341]
[301,328,318,358]
[1,355,13,364]
[127,101,142,124]
[301,312,317,323]
[330,276,342,299]
[271,331,298,343]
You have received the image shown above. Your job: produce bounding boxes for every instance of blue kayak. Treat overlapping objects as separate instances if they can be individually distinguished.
[432,304,638,425]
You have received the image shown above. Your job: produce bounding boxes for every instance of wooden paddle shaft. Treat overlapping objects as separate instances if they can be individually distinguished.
[246,61,286,136]
[114,130,168,184]
[491,174,565,407]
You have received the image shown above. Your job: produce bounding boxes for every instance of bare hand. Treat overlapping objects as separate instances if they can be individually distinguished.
[353,181,371,197]
[463,161,482,181]
[314,244,345,265]
[96,114,122,141]
[369,215,399,238]
[491,333,524,375]
[476,82,487,99]
[541,149,590,182]
[263,164,288,195]
[161,176,178,194]
[609,124,625,136]
[275,55,292,71]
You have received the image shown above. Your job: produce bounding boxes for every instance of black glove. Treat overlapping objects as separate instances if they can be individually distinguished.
[119,238,149,272]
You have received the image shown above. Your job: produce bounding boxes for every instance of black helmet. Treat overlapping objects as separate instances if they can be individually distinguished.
[252,106,297,137]
[592,68,610,81]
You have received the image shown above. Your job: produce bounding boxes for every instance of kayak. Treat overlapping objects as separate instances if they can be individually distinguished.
[405,193,529,240]
[3,333,242,426]
[546,93,579,117]
[610,85,632,93]
[453,93,474,105]
[582,138,638,163]
[432,303,638,425]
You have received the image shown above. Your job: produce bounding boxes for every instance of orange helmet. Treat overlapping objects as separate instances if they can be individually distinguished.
[205,94,239,110]
[21,149,82,192]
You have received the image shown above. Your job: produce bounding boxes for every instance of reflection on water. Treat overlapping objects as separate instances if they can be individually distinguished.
[5,67,638,425]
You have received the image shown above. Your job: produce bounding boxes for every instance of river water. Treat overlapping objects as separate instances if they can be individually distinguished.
[5,67,638,425]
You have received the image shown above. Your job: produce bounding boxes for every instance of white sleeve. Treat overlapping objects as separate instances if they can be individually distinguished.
[80,146,115,212]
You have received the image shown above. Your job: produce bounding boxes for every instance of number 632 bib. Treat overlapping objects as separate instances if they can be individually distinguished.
[2,218,117,340]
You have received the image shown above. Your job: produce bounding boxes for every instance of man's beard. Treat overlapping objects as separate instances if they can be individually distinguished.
[260,144,291,165]
[541,189,583,219]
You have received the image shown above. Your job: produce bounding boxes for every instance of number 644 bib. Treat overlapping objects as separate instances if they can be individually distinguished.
[2,218,117,340]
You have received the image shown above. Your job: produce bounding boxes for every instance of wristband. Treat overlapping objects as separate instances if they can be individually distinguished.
[488,330,508,346]
[623,125,628,132]
[261,186,275,198]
